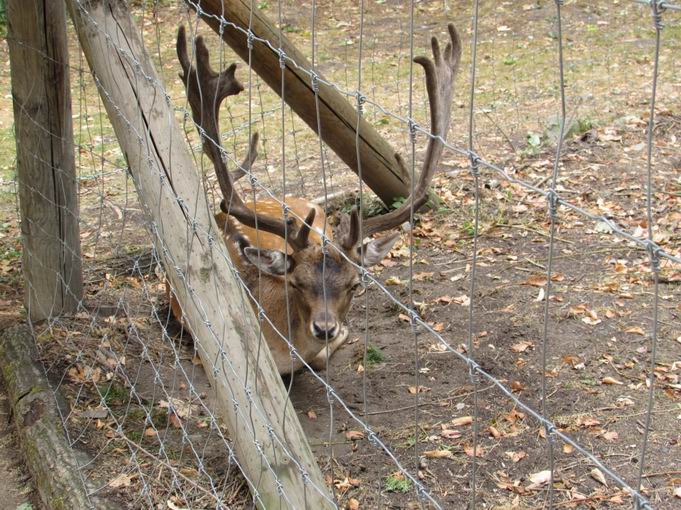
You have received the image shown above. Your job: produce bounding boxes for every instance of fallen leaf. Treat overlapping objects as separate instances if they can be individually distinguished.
[511,341,534,353]
[440,429,462,440]
[424,449,454,459]
[307,409,317,420]
[408,385,431,394]
[385,276,403,286]
[625,326,645,336]
[602,376,624,385]
[347,497,360,510]
[451,416,473,427]
[464,445,485,457]
[345,430,364,441]
[168,411,182,429]
[528,470,551,487]
[144,427,157,437]
[562,443,574,454]
[505,450,527,463]
[109,472,134,488]
[525,275,547,287]
[590,468,607,486]
[601,430,619,442]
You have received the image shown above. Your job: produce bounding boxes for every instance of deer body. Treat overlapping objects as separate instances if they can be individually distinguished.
[173,24,461,375]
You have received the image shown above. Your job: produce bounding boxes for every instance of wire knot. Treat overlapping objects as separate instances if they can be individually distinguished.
[408,119,418,144]
[356,91,366,114]
[246,31,255,50]
[645,240,661,273]
[310,72,320,93]
[249,174,258,187]
[651,0,666,30]
[278,50,287,69]
[546,189,559,220]
[468,152,481,178]
[467,360,480,384]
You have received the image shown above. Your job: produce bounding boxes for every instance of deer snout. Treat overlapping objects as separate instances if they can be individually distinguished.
[311,314,340,340]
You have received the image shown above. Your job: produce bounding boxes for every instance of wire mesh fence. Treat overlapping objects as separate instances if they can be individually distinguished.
[1,0,680,509]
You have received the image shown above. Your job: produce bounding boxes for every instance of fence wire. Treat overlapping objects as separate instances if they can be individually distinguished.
[2,1,680,509]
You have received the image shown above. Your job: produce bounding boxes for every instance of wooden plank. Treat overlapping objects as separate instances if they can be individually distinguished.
[188,0,410,205]
[7,0,83,321]
[64,1,332,508]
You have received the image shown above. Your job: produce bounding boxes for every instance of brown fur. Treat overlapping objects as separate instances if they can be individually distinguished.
[169,198,362,374]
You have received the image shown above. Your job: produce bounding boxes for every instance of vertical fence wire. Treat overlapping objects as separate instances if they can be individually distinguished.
[635,2,665,508]
[466,1,481,507]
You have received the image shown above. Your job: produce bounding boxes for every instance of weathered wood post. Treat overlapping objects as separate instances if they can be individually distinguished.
[65,1,332,507]
[7,0,83,321]
[187,0,411,206]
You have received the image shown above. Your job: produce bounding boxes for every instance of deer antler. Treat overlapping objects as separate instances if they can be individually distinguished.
[177,26,312,250]
[360,23,461,238]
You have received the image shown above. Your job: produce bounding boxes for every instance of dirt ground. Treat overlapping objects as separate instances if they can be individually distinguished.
[0,1,680,509]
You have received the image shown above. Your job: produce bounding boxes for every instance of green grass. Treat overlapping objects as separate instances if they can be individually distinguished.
[366,344,385,367]
[384,473,412,493]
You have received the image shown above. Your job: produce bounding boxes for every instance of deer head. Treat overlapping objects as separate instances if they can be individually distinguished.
[176,24,461,362]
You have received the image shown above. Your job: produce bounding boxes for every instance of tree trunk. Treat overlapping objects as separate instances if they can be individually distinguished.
[65,1,332,508]
[7,0,83,322]
[187,0,410,206]
[0,325,118,509]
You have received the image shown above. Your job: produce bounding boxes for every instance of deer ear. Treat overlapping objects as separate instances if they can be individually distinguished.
[242,247,293,276]
[361,232,400,267]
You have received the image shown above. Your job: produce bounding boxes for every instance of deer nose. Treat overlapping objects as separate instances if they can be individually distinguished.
[311,319,339,339]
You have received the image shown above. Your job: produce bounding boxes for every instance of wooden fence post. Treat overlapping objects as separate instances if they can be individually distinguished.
[7,0,83,321]
[64,1,333,507]
[187,0,411,206]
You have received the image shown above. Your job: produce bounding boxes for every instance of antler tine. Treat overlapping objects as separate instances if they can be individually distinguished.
[177,27,300,246]
[362,23,461,238]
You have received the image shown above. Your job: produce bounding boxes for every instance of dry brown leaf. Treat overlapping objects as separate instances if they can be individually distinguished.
[408,385,431,394]
[440,429,462,440]
[528,470,551,486]
[625,326,645,336]
[602,376,624,385]
[347,497,360,510]
[525,275,548,287]
[345,430,364,441]
[144,427,157,437]
[168,411,182,429]
[424,449,454,459]
[489,426,502,438]
[464,445,485,457]
[562,443,574,454]
[590,468,607,486]
[511,341,534,353]
[307,409,317,420]
[451,416,473,427]
[108,472,134,488]
[601,430,619,442]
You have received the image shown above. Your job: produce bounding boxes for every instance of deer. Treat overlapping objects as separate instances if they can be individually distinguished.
[170,23,461,375]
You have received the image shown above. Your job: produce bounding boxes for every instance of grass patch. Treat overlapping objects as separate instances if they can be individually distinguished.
[366,344,385,367]
[384,472,411,493]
